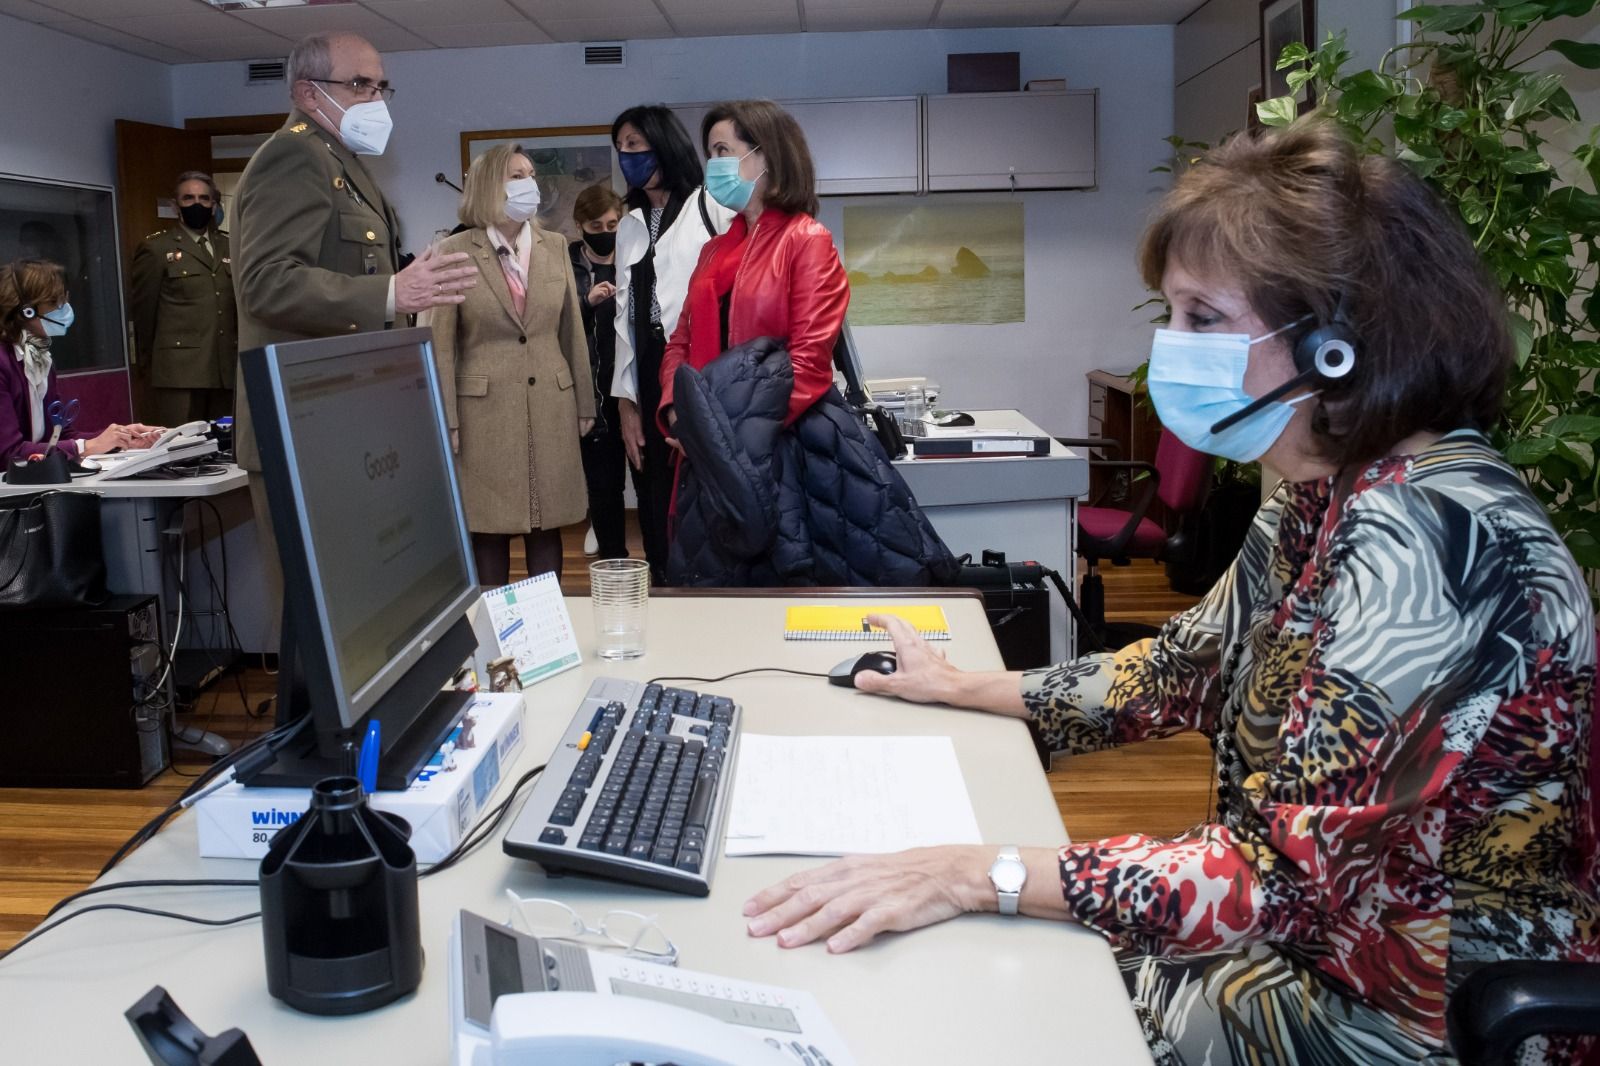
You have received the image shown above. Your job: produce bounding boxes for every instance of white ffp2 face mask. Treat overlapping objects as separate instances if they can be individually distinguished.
[503,177,541,223]
[313,82,393,156]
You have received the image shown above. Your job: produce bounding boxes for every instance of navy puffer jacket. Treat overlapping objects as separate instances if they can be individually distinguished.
[666,336,958,588]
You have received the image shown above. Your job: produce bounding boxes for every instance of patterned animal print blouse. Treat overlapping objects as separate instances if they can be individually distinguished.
[1023,429,1599,1054]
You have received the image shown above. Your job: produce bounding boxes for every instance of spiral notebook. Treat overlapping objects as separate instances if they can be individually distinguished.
[783,604,951,641]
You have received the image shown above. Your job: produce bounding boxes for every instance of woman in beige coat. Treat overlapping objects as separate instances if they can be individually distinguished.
[431,144,595,587]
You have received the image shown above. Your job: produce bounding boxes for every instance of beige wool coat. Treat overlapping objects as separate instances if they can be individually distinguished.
[431,225,595,535]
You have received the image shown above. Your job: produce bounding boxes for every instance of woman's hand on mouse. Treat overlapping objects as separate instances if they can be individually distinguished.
[855,613,1032,717]
[852,614,962,703]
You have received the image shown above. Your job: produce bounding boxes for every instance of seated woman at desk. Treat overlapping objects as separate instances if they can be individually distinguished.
[0,258,159,463]
[746,118,1599,1065]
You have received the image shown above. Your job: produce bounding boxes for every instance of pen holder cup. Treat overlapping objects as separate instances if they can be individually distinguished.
[259,776,423,1015]
[4,450,71,485]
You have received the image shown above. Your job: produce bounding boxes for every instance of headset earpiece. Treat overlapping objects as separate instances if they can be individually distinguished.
[20,306,35,320]
[1291,295,1358,382]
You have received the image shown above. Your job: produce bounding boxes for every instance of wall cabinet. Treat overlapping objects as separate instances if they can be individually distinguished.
[924,91,1097,191]
[669,90,1095,196]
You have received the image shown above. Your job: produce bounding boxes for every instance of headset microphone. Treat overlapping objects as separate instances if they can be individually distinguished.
[1208,298,1358,436]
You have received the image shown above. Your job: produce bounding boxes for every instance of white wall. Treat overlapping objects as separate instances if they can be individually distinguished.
[0,13,172,187]
[171,26,1175,437]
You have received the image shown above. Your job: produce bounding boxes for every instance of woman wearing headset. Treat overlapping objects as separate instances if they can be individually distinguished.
[744,119,1599,1065]
[0,258,159,463]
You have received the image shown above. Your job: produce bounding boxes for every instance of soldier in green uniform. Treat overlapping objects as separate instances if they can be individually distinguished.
[232,30,476,625]
[130,171,236,427]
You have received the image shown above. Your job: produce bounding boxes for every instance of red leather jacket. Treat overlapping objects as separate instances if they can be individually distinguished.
[658,208,849,432]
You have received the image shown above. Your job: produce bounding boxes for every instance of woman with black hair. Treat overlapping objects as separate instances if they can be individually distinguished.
[608,105,733,583]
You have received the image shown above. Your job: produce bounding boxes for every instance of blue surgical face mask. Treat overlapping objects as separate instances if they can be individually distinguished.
[617,149,658,190]
[1146,322,1314,463]
[40,302,74,338]
[704,148,763,212]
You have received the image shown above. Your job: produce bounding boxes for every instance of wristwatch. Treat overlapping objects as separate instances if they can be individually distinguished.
[987,846,1027,916]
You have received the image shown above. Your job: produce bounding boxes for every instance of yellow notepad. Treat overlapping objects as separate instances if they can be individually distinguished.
[783,604,951,641]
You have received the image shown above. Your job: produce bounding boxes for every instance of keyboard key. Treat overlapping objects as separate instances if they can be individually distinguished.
[603,833,629,854]
[675,850,702,873]
[627,841,652,861]
[549,805,578,826]
[538,826,567,845]
[686,771,718,829]
[578,835,604,851]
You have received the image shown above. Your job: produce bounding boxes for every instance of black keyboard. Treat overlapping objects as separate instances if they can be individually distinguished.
[503,677,742,896]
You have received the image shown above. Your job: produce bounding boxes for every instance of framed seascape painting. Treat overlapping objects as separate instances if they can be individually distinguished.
[459,126,620,243]
[1260,0,1316,112]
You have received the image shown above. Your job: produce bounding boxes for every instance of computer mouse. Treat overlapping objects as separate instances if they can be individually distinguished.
[828,651,899,688]
[930,410,975,427]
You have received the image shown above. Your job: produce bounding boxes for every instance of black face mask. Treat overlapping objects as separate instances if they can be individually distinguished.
[179,202,213,231]
[582,230,616,257]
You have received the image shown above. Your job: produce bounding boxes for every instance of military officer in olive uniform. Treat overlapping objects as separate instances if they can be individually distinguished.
[233,30,476,622]
[130,171,237,427]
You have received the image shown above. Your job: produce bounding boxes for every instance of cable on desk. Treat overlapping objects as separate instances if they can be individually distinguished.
[644,667,830,687]
[45,878,258,919]
[421,763,546,879]
[0,903,261,962]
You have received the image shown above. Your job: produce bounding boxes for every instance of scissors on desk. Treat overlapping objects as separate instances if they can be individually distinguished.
[45,398,79,450]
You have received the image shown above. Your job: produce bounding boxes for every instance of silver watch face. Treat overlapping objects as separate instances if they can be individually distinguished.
[990,856,1026,894]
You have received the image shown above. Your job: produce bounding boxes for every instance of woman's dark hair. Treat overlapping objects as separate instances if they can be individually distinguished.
[0,258,67,342]
[611,105,702,212]
[1139,116,1511,468]
[700,100,819,217]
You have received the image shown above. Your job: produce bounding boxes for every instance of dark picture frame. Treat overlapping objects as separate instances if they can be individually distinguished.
[1260,0,1316,112]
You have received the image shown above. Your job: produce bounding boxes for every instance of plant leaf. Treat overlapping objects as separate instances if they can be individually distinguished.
[1548,39,1600,69]
[1547,414,1600,442]
[1495,1,1546,23]
[1508,312,1535,367]
[1506,436,1559,465]
[1340,70,1403,113]
[1502,147,1552,173]
[1257,95,1299,127]
[1400,3,1491,31]
[1507,71,1564,122]
[1543,0,1597,19]
[1565,530,1600,570]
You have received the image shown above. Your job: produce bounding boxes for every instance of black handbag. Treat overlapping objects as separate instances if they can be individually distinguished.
[0,489,108,609]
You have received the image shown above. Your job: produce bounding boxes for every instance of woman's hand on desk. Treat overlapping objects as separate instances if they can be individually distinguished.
[82,423,156,456]
[856,614,1029,718]
[744,846,1067,953]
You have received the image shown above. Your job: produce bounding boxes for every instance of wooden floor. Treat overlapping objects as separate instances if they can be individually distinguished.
[0,521,1207,951]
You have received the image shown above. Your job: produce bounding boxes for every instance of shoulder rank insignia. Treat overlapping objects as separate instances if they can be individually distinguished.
[290,122,309,133]
[144,230,163,240]
[221,257,231,265]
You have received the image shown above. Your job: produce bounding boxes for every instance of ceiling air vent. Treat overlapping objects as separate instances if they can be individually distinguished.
[584,42,624,67]
[247,59,287,83]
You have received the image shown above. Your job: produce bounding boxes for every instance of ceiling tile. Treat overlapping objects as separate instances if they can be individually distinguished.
[100,8,260,43]
[510,0,660,15]
[355,23,434,50]
[179,34,297,60]
[805,8,933,31]
[666,10,803,34]
[539,13,676,41]
[1064,0,1199,22]
[414,20,556,47]
[359,0,522,28]
[934,0,1066,27]
[0,0,72,20]
[30,0,203,16]
[229,3,395,35]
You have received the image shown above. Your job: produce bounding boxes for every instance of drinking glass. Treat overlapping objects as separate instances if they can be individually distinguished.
[589,558,649,660]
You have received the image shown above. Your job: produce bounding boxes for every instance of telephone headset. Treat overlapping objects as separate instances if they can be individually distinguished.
[1208,293,1359,435]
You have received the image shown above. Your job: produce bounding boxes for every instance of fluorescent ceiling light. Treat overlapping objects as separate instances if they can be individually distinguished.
[203,1,357,9]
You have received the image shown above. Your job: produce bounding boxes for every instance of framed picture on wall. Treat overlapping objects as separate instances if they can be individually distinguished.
[1260,0,1315,111]
[459,126,620,242]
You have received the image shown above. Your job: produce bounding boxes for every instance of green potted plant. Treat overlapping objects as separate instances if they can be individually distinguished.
[1259,2,1600,585]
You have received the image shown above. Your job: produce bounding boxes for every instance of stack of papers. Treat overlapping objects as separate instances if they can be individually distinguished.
[726,734,981,856]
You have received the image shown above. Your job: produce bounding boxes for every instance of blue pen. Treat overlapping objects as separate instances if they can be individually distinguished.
[357,720,382,792]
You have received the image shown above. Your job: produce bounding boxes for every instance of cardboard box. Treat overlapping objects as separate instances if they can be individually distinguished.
[195,692,526,864]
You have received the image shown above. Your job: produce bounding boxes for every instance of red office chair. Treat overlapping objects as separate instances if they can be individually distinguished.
[1058,430,1212,652]
[1445,626,1600,1064]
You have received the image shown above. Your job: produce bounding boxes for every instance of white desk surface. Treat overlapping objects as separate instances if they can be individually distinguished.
[0,592,1149,1066]
[894,409,1090,502]
[0,462,247,499]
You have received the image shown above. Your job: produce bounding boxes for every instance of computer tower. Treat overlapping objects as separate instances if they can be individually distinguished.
[0,595,171,788]
[980,584,1052,671]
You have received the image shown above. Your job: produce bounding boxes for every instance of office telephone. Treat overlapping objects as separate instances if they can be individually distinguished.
[450,909,854,1066]
[97,421,217,480]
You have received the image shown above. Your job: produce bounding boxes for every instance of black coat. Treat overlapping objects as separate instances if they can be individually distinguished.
[667,337,958,588]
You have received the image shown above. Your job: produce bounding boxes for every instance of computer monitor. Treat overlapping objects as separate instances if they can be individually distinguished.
[241,327,480,789]
[832,318,870,408]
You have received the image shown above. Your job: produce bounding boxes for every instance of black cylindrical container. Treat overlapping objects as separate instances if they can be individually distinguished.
[258,776,423,1015]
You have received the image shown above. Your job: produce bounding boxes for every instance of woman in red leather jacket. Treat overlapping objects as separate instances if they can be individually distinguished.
[656,99,849,444]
